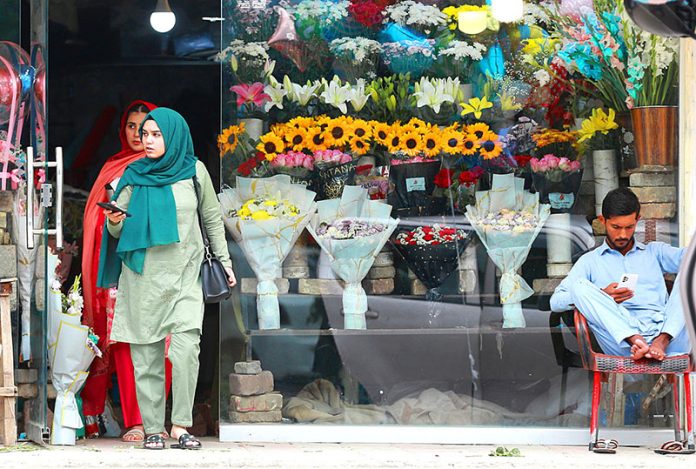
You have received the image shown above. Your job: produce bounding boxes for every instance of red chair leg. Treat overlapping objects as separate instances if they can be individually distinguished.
[590,371,602,450]
[685,373,694,449]
[672,375,683,443]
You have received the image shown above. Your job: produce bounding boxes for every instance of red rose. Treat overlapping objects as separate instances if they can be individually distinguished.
[237,158,258,176]
[434,169,454,188]
[349,0,389,28]
[514,155,532,168]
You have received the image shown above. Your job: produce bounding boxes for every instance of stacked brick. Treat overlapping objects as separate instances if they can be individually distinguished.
[629,166,676,244]
[363,246,395,295]
[228,360,282,423]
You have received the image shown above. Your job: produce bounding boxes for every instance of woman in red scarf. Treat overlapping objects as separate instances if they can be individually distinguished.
[81,100,171,442]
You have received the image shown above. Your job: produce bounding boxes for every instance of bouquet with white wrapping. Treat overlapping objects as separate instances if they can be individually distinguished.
[307,186,398,329]
[47,266,101,445]
[465,173,550,328]
[219,175,317,329]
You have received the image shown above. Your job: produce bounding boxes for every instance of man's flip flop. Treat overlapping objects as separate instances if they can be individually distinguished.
[654,440,696,455]
[171,433,202,450]
[592,438,618,454]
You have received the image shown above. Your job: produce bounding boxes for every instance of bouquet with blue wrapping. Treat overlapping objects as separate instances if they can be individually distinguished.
[307,186,398,329]
[220,175,317,329]
[465,174,550,328]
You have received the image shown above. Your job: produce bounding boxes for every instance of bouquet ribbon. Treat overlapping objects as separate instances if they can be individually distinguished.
[343,282,368,329]
[257,279,280,330]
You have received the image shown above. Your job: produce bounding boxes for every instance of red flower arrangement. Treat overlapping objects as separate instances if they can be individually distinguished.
[394,225,467,246]
[237,152,269,177]
[457,166,484,188]
[434,168,454,188]
[513,155,532,170]
[349,0,393,28]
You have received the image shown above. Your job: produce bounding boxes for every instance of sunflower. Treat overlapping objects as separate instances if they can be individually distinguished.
[372,121,392,146]
[467,122,490,140]
[322,117,354,148]
[218,124,244,155]
[478,136,504,160]
[461,133,480,156]
[351,119,372,141]
[349,136,370,156]
[406,117,427,131]
[422,130,442,158]
[386,127,405,154]
[284,127,309,152]
[256,132,285,161]
[305,127,327,152]
[287,116,314,129]
[440,128,464,155]
[400,131,423,157]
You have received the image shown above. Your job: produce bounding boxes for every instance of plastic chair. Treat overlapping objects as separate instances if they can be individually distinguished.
[573,309,694,451]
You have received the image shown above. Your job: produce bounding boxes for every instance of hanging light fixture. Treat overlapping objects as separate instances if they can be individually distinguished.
[490,0,524,23]
[458,9,488,35]
[150,0,176,33]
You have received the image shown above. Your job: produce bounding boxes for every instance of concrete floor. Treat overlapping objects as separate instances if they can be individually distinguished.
[1,438,696,468]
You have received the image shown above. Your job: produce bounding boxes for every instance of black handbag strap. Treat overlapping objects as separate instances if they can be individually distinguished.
[192,175,212,255]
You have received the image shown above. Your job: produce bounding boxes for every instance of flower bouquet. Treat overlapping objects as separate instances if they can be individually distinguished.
[229,0,278,42]
[216,40,273,84]
[433,40,487,81]
[230,82,270,120]
[307,186,398,329]
[392,224,471,301]
[380,39,435,78]
[382,0,447,37]
[529,154,583,214]
[48,272,101,445]
[313,149,357,200]
[219,175,317,329]
[329,37,382,82]
[387,152,442,216]
[292,0,351,40]
[269,150,314,186]
[465,173,550,328]
[455,166,485,212]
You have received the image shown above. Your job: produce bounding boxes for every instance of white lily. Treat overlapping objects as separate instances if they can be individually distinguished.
[319,78,351,114]
[347,79,371,112]
[264,81,287,112]
[413,78,453,114]
[441,77,462,102]
[283,75,295,101]
[263,59,276,81]
[291,80,322,106]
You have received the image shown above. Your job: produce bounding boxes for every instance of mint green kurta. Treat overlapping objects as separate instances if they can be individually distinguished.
[107,161,231,344]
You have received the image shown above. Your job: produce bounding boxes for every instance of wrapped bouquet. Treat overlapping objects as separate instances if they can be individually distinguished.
[392,224,471,301]
[313,149,357,200]
[465,173,550,328]
[307,186,398,329]
[47,269,101,445]
[219,175,317,329]
[530,154,583,214]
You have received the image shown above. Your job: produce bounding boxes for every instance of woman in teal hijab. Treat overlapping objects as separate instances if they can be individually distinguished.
[99,108,236,450]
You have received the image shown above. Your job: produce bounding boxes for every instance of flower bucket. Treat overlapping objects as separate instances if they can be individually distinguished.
[592,149,619,216]
[387,160,441,216]
[384,52,434,78]
[630,106,677,169]
[531,169,583,214]
[240,117,264,141]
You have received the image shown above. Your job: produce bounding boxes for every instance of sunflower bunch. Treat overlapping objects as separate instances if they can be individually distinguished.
[438,122,503,161]
[531,128,579,159]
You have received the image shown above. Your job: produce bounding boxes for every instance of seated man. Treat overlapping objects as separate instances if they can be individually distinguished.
[550,187,690,361]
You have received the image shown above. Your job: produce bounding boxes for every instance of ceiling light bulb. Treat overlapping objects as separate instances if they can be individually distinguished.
[490,0,524,23]
[150,0,176,33]
[458,10,488,35]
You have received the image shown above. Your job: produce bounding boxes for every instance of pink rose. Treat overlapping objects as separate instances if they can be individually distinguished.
[558,157,571,171]
[569,160,582,171]
[545,155,559,169]
[302,155,314,170]
[529,158,539,172]
[273,154,287,167]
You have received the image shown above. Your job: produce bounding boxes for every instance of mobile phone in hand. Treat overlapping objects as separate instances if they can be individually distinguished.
[97,202,131,217]
[617,273,638,291]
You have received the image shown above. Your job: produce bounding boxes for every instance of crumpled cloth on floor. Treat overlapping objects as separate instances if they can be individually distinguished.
[283,379,582,426]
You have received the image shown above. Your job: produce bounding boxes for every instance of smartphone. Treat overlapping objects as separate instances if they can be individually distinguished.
[617,273,638,291]
[97,202,131,217]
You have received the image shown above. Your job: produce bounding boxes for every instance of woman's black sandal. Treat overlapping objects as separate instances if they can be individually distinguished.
[171,433,202,450]
[143,434,166,450]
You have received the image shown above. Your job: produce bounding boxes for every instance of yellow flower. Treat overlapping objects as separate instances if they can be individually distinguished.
[305,127,327,152]
[386,127,404,154]
[422,129,441,158]
[460,96,493,119]
[263,200,278,207]
[256,132,285,161]
[461,133,480,156]
[401,132,423,157]
[322,117,354,148]
[251,210,274,221]
[479,133,504,160]
[466,122,490,140]
[440,128,465,155]
[351,119,372,140]
[577,108,619,143]
[372,122,392,146]
[217,124,245,156]
[349,136,370,156]
[284,127,309,152]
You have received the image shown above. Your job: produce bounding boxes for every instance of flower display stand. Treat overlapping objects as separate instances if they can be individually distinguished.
[283,234,310,279]
[364,246,395,295]
[629,165,677,243]
[592,149,619,216]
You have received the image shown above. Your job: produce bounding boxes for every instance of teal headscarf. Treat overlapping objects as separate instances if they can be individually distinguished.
[97,108,198,287]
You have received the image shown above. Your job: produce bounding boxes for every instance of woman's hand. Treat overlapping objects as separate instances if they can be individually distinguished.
[104,205,126,225]
[225,266,237,287]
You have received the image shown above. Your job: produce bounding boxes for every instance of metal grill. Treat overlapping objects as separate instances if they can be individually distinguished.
[595,354,691,374]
